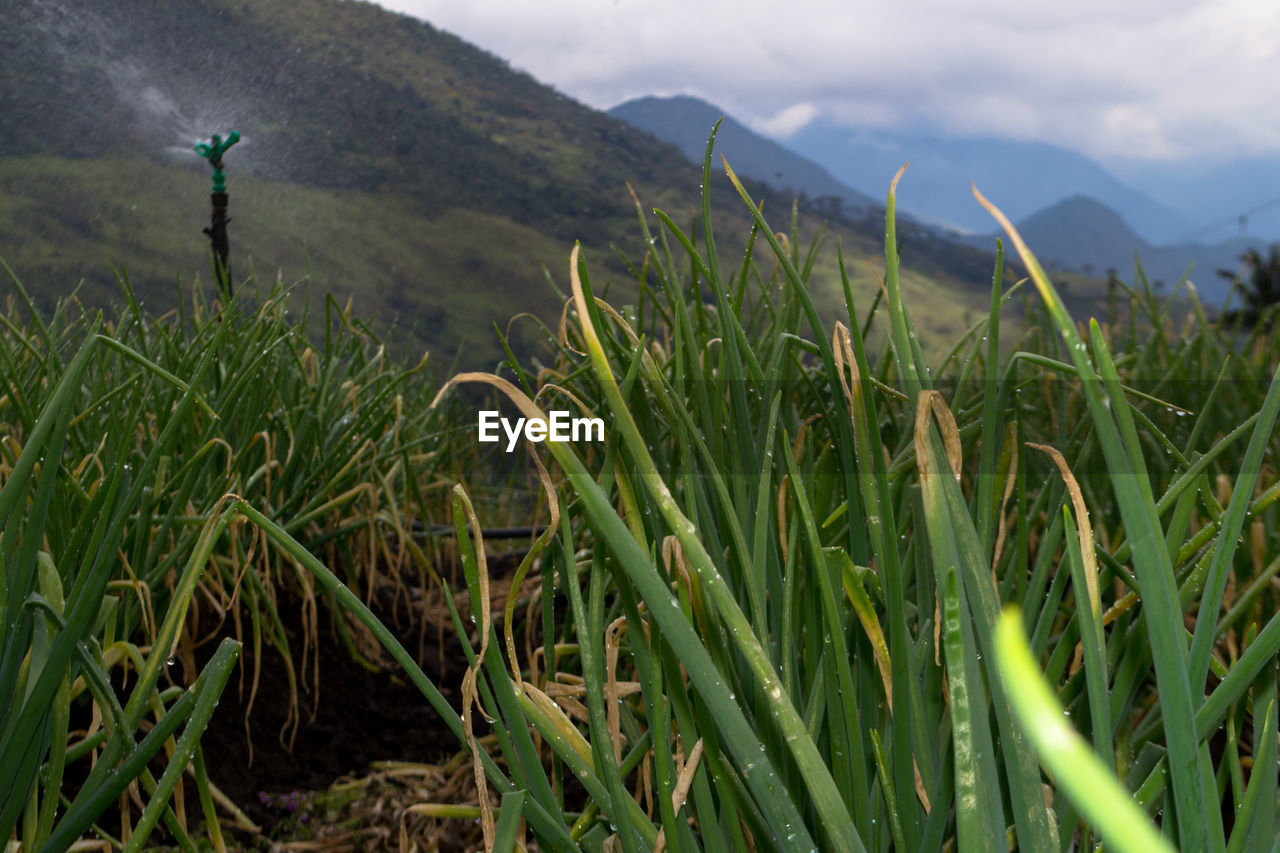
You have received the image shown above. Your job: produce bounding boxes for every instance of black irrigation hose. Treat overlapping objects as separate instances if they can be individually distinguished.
[410,520,550,540]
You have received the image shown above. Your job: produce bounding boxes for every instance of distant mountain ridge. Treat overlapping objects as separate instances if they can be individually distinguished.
[959,195,1254,304]
[1109,155,1280,245]
[609,96,879,217]
[607,94,1275,307]
[781,123,1193,244]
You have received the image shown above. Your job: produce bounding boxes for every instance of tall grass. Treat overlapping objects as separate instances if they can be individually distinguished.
[0,278,241,851]
[416,131,1280,850]
[5,129,1280,851]
[0,272,464,849]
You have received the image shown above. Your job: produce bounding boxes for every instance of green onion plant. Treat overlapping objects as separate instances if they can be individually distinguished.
[415,129,1280,851]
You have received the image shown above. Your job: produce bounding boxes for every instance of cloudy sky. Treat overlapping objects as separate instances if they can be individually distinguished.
[374,0,1279,166]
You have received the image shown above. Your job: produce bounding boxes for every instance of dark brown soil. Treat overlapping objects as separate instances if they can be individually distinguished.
[59,545,536,848]
[198,591,474,832]
[193,541,543,842]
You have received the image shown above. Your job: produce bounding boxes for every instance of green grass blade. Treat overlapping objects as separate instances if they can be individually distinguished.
[44,672,203,851]
[994,609,1175,853]
[122,638,241,853]
[782,434,862,811]
[559,248,860,850]
[975,240,1007,554]
[940,566,1007,852]
[570,546,645,851]
[914,391,1058,851]
[976,187,1211,849]
[493,791,527,853]
[1060,508,1112,761]
[1187,364,1280,692]
[881,165,930,398]
[1227,662,1277,853]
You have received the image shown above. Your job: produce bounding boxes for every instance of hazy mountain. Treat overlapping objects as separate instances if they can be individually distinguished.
[1109,155,1280,245]
[783,123,1193,244]
[961,195,1259,305]
[609,95,879,217]
[604,94,1263,309]
[0,0,1006,365]
[1011,196,1140,268]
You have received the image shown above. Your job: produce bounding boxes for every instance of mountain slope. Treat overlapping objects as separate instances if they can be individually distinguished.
[609,95,879,217]
[784,123,1192,244]
[603,95,1250,305]
[985,195,1147,272]
[959,194,1255,303]
[0,0,723,363]
[0,0,1003,365]
[1111,154,1280,244]
[4,0,677,244]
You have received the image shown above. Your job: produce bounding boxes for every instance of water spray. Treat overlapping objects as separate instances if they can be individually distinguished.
[194,131,240,299]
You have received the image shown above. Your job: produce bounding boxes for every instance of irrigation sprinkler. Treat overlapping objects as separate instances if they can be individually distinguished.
[195,131,240,299]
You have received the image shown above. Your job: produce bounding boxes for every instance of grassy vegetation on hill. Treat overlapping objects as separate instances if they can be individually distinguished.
[0,272,485,850]
[0,153,580,364]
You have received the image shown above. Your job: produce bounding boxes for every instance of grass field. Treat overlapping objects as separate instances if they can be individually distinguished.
[2,144,1279,851]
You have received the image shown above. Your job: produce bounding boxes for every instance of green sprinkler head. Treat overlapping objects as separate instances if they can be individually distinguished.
[194,131,241,193]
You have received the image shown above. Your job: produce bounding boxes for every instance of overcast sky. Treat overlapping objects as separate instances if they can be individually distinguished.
[373,0,1279,166]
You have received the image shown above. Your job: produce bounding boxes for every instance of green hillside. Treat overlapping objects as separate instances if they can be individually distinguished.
[1,0,1005,365]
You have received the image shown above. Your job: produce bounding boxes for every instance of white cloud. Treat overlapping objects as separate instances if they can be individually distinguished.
[751,103,820,138]
[374,0,1280,163]
[1101,105,1179,159]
